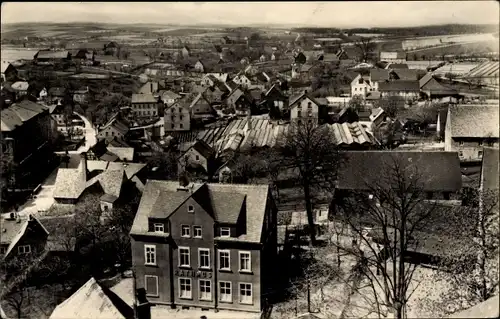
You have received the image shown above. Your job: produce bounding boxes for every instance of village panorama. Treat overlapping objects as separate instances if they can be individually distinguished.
[0,2,499,319]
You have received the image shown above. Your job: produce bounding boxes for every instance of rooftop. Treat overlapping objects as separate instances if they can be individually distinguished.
[378,80,420,92]
[1,100,48,132]
[131,93,158,104]
[130,181,270,243]
[448,104,499,138]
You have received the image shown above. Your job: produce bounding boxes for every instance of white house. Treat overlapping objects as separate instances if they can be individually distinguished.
[350,74,374,98]
[289,92,320,126]
[232,74,253,88]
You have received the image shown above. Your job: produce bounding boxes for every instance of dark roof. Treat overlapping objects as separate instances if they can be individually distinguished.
[191,139,216,159]
[378,80,420,92]
[209,192,246,224]
[448,105,499,138]
[481,147,499,190]
[130,181,270,243]
[392,69,419,81]
[337,151,462,192]
[1,100,49,132]
[370,69,390,82]
[35,50,70,59]
[388,63,409,69]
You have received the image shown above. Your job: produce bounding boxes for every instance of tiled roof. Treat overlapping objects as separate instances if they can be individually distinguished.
[86,169,125,199]
[378,80,419,92]
[448,105,499,138]
[35,50,70,59]
[107,147,134,162]
[131,181,270,243]
[191,139,216,159]
[370,69,390,82]
[388,63,408,69]
[392,69,419,81]
[1,215,49,258]
[131,93,158,104]
[337,151,462,191]
[463,61,499,78]
[326,122,375,145]
[1,100,48,132]
[209,192,246,224]
[419,72,434,88]
[53,161,87,199]
[49,277,133,319]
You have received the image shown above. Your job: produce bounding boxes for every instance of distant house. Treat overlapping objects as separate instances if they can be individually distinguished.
[262,84,288,111]
[131,94,162,118]
[351,73,374,97]
[271,52,281,61]
[87,137,134,162]
[97,116,129,140]
[378,81,420,100]
[178,139,216,179]
[48,87,67,104]
[445,105,499,162]
[65,41,118,54]
[259,54,267,62]
[33,50,71,63]
[380,51,406,63]
[232,74,254,88]
[294,52,307,65]
[159,90,181,106]
[164,101,191,132]
[370,69,390,90]
[419,72,459,99]
[194,60,206,73]
[391,69,420,81]
[289,92,320,126]
[225,88,254,116]
[189,93,217,121]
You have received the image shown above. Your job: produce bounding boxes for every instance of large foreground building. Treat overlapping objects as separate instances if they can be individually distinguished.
[130,180,278,313]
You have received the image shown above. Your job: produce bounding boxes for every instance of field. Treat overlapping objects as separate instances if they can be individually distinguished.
[410,40,500,56]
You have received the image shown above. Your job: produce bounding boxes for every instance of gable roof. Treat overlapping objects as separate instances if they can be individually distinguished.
[378,80,420,92]
[209,192,246,224]
[1,215,49,258]
[35,50,70,59]
[289,92,320,108]
[190,139,216,159]
[392,68,419,81]
[419,72,434,88]
[130,181,270,243]
[337,151,462,192]
[448,105,499,138]
[53,159,87,200]
[49,277,133,319]
[86,169,125,199]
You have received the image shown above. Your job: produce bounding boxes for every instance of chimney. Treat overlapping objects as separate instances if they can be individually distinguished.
[80,152,87,181]
[134,288,151,319]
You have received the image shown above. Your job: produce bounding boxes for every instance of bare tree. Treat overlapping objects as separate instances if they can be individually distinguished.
[332,155,445,319]
[354,37,376,63]
[278,120,343,244]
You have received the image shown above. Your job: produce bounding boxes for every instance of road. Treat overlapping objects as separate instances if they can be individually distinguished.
[4,113,97,218]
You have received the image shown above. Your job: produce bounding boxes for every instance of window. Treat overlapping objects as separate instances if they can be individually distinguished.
[144,245,156,265]
[219,250,230,271]
[239,283,253,304]
[194,226,202,238]
[199,248,210,269]
[478,150,483,157]
[220,227,230,237]
[308,102,312,109]
[18,245,31,254]
[459,151,463,157]
[239,251,251,272]
[297,120,302,125]
[154,223,164,232]
[171,116,175,121]
[181,225,191,237]
[179,247,190,267]
[219,281,232,302]
[179,278,192,299]
[145,275,159,296]
[188,205,194,213]
[459,141,464,146]
[199,280,212,301]
[0,246,6,254]
[180,115,183,120]
[479,141,483,146]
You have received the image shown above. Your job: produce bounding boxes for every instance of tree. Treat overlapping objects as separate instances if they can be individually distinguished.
[354,37,376,63]
[333,156,446,319]
[424,189,499,317]
[349,95,365,112]
[376,96,404,119]
[277,120,343,244]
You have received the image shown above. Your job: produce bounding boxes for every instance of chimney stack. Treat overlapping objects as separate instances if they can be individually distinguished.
[134,288,151,319]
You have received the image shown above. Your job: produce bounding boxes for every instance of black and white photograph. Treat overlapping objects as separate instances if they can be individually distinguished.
[0,1,499,318]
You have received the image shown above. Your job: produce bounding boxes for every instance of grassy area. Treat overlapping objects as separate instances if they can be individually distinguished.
[410,40,499,57]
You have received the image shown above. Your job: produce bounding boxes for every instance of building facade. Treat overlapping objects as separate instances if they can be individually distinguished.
[131,94,163,118]
[289,93,320,126]
[130,181,278,313]
[164,102,191,132]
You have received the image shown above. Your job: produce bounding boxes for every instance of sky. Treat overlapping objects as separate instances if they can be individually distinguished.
[1,1,499,28]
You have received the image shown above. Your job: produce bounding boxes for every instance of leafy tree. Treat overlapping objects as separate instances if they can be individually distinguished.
[349,95,365,112]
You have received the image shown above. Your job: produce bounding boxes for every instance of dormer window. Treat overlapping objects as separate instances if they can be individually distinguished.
[154,223,164,232]
[220,227,231,237]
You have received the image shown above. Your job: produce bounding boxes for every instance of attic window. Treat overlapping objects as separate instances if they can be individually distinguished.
[188,205,195,213]
[220,227,231,237]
